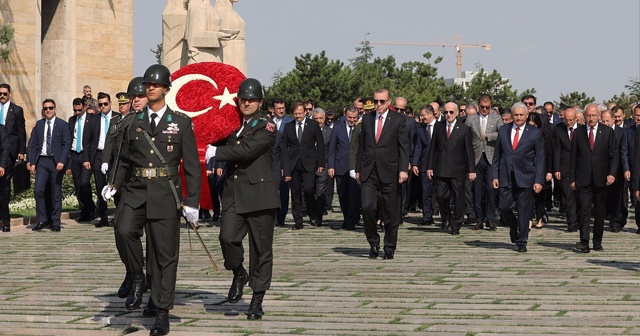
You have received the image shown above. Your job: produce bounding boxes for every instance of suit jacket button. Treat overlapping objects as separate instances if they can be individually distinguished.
[236,141,240,145]
[149,163,153,167]
[151,137,155,141]
[234,164,238,168]
[233,175,238,179]
[260,178,264,182]
[150,150,154,154]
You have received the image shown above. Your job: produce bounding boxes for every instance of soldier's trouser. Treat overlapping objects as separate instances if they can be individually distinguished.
[219,204,276,293]
[115,203,180,310]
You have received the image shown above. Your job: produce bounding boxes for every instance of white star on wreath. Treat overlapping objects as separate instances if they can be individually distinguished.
[213,87,237,108]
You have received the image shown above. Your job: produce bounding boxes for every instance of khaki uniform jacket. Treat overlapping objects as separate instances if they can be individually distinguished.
[215,112,280,214]
[114,107,201,219]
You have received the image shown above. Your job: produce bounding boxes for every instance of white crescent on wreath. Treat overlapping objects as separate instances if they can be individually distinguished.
[165,73,238,119]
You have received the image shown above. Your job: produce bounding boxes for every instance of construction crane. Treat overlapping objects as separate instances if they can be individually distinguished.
[358,36,491,79]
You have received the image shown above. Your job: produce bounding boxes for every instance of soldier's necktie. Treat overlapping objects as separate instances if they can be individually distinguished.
[0,104,4,125]
[375,115,383,143]
[297,122,303,143]
[150,113,158,133]
[589,127,594,150]
[46,120,52,156]
[512,127,520,151]
[425,124,432,145]
[76,117,82,152]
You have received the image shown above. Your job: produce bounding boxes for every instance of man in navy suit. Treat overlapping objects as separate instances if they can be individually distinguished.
[27,99,71,232]
[411,105,437,225]
[426,102,476,235]
[624,105,640,232]
[570,104,618,253]
[271,99,293,227]
[282,102,325,229]
[544,102,561,127]
[356,88,410,260]
[68,98,99,222]
[328,106,360,230]
[492,102,545,252]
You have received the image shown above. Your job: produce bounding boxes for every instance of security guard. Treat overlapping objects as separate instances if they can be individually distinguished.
[206,78,280,320]
[103,64,201,336]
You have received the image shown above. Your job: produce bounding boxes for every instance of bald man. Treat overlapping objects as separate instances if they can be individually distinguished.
[553,108,578,232]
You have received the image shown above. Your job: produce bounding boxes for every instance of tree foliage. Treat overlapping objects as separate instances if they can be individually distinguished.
[626,77,640,99]
[554,91,595,109]
[462,69,536,109]
[151,43,163,64]
[605,91,638,117]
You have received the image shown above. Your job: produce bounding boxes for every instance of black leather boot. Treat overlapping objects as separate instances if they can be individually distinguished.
[117,272,133,299]
[143,297,158,317]
[227,266,248,303]
[149,308,169,335]
[246,291,265,320]
[125,273,146,310]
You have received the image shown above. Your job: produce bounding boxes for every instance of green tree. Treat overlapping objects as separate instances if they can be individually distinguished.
[0,24,15,62]
[625,76,640,98]
[393,52,447,109]
[554,91,595,109]
[605,91,638,117]
[463,69,535,108]
[150,43,162,64]
[349,40,374,67]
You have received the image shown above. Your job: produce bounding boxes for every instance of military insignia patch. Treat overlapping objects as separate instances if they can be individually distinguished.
[265,122,275,133]
[138,113,144,120]
[167,144,174,153]
[163,123,180,134]
[251,119,258,127]
[167,115,173,123]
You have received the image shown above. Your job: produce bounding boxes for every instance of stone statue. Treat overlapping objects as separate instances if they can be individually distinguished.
[214,0,246,75]
[185,0,228,64]
[161,0,189,73]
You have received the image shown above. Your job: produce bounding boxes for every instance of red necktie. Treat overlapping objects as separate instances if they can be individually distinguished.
[447,124,452,139]
[375,115,383,143]
[512,127,520,151]
[569,128,573,143]
[589,127,594,150]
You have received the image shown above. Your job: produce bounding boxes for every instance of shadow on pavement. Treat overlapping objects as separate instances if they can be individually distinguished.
[587,259,640,272]
[463,240,514,250]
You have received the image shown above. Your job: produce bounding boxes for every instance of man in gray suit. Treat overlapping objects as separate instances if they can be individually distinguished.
[467,94,503,230]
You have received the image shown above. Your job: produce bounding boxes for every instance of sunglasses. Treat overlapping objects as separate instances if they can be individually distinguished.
[479,105,491,110]
[0,92,8,97]
[395,107,406,112]
[444,110,456,115]
[98,102,109,107]
[43,106,55,111]
[373,99,388,105]
[73,109,83,112]
[460,109,466,112]
[524,102,536,106]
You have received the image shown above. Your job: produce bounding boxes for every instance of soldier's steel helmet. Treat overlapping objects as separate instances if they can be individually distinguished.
[237,78,263,100]
[126,76,145,96]
[142,64,171,87]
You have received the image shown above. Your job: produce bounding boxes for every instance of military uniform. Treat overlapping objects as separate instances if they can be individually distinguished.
[216,111,280,293]
[112,105,201,310]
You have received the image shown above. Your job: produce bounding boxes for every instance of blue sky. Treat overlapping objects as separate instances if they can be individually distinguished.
[134,0,640,102]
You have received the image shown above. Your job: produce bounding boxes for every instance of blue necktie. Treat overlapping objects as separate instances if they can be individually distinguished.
[76,117,83,152]
[0,105,4,125]
[104,114,109,136]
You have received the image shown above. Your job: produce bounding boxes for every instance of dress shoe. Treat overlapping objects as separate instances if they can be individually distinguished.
[211,214,220,222]
[440,219,450,231]
[291,223,303,230]
[450,229,460,235]
[422,218,434,226]
[228,267,248,303]
[275,221,286,227]
[125,274,146,310]
[593,244,604,251]
[516,246,527,253]
[149,308,170,336]
[117,272,133,298]
[246,291,265,320]
[610,222,621,233]
[368,246,379,259]
[32,222,50,231]
[310,217,319,227]
[340,225,356,231]
[2,226,9,232]
[51,226,61,232]
[143,298,159,317]
[566,226,578,233]
[75,212,97,223]
[472,222,484,230]
[485,220,497,231]
[574,242,590,253]
[95,218,109,228]
[383,251,394,260]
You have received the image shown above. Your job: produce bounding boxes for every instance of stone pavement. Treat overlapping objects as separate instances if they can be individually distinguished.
[2,208,640,336]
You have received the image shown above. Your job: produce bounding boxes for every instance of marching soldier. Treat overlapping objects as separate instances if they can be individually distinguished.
[206,78,280,320]
[102,64,201,336]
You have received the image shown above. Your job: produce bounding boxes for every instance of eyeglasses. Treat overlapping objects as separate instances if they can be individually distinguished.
[524,102,535,106]
[479,105,491,110]
[395,107,406,112]
[444,110,456,115]
[0,92,8,97]
[373,99,388,105]
[43,106,55,111]
[99,102,109,107]
[460,109,466,112]
[73,109,83,112]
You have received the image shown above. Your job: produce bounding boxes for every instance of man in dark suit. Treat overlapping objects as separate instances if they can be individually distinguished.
[600,111,626,232]
[570,104,618,253]
[553,108,579,232]
[356,88,410,260]
[271,99,293,227]
[492,102,545,252]
[411,105,436,225]
[104,64,201,335]
[426,102,476,235]
[94,92,121,227]
[312,108,332,223]
[544,102,562,127]
[68,98,99,222]
[623,105,640,233]
[394,97,418,216]
[328,106,360,230]
[27,99,71,232]
[283,102,325,229]
[0,83,27,231]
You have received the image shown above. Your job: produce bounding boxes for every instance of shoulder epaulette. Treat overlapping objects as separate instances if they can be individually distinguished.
[172,110,190,120]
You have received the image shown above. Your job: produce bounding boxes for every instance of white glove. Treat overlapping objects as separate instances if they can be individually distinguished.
[183,206,199,224]
[101,185,117,201]
[101,162,109,175]
[349,170,356,179]
[205,145,217,164]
